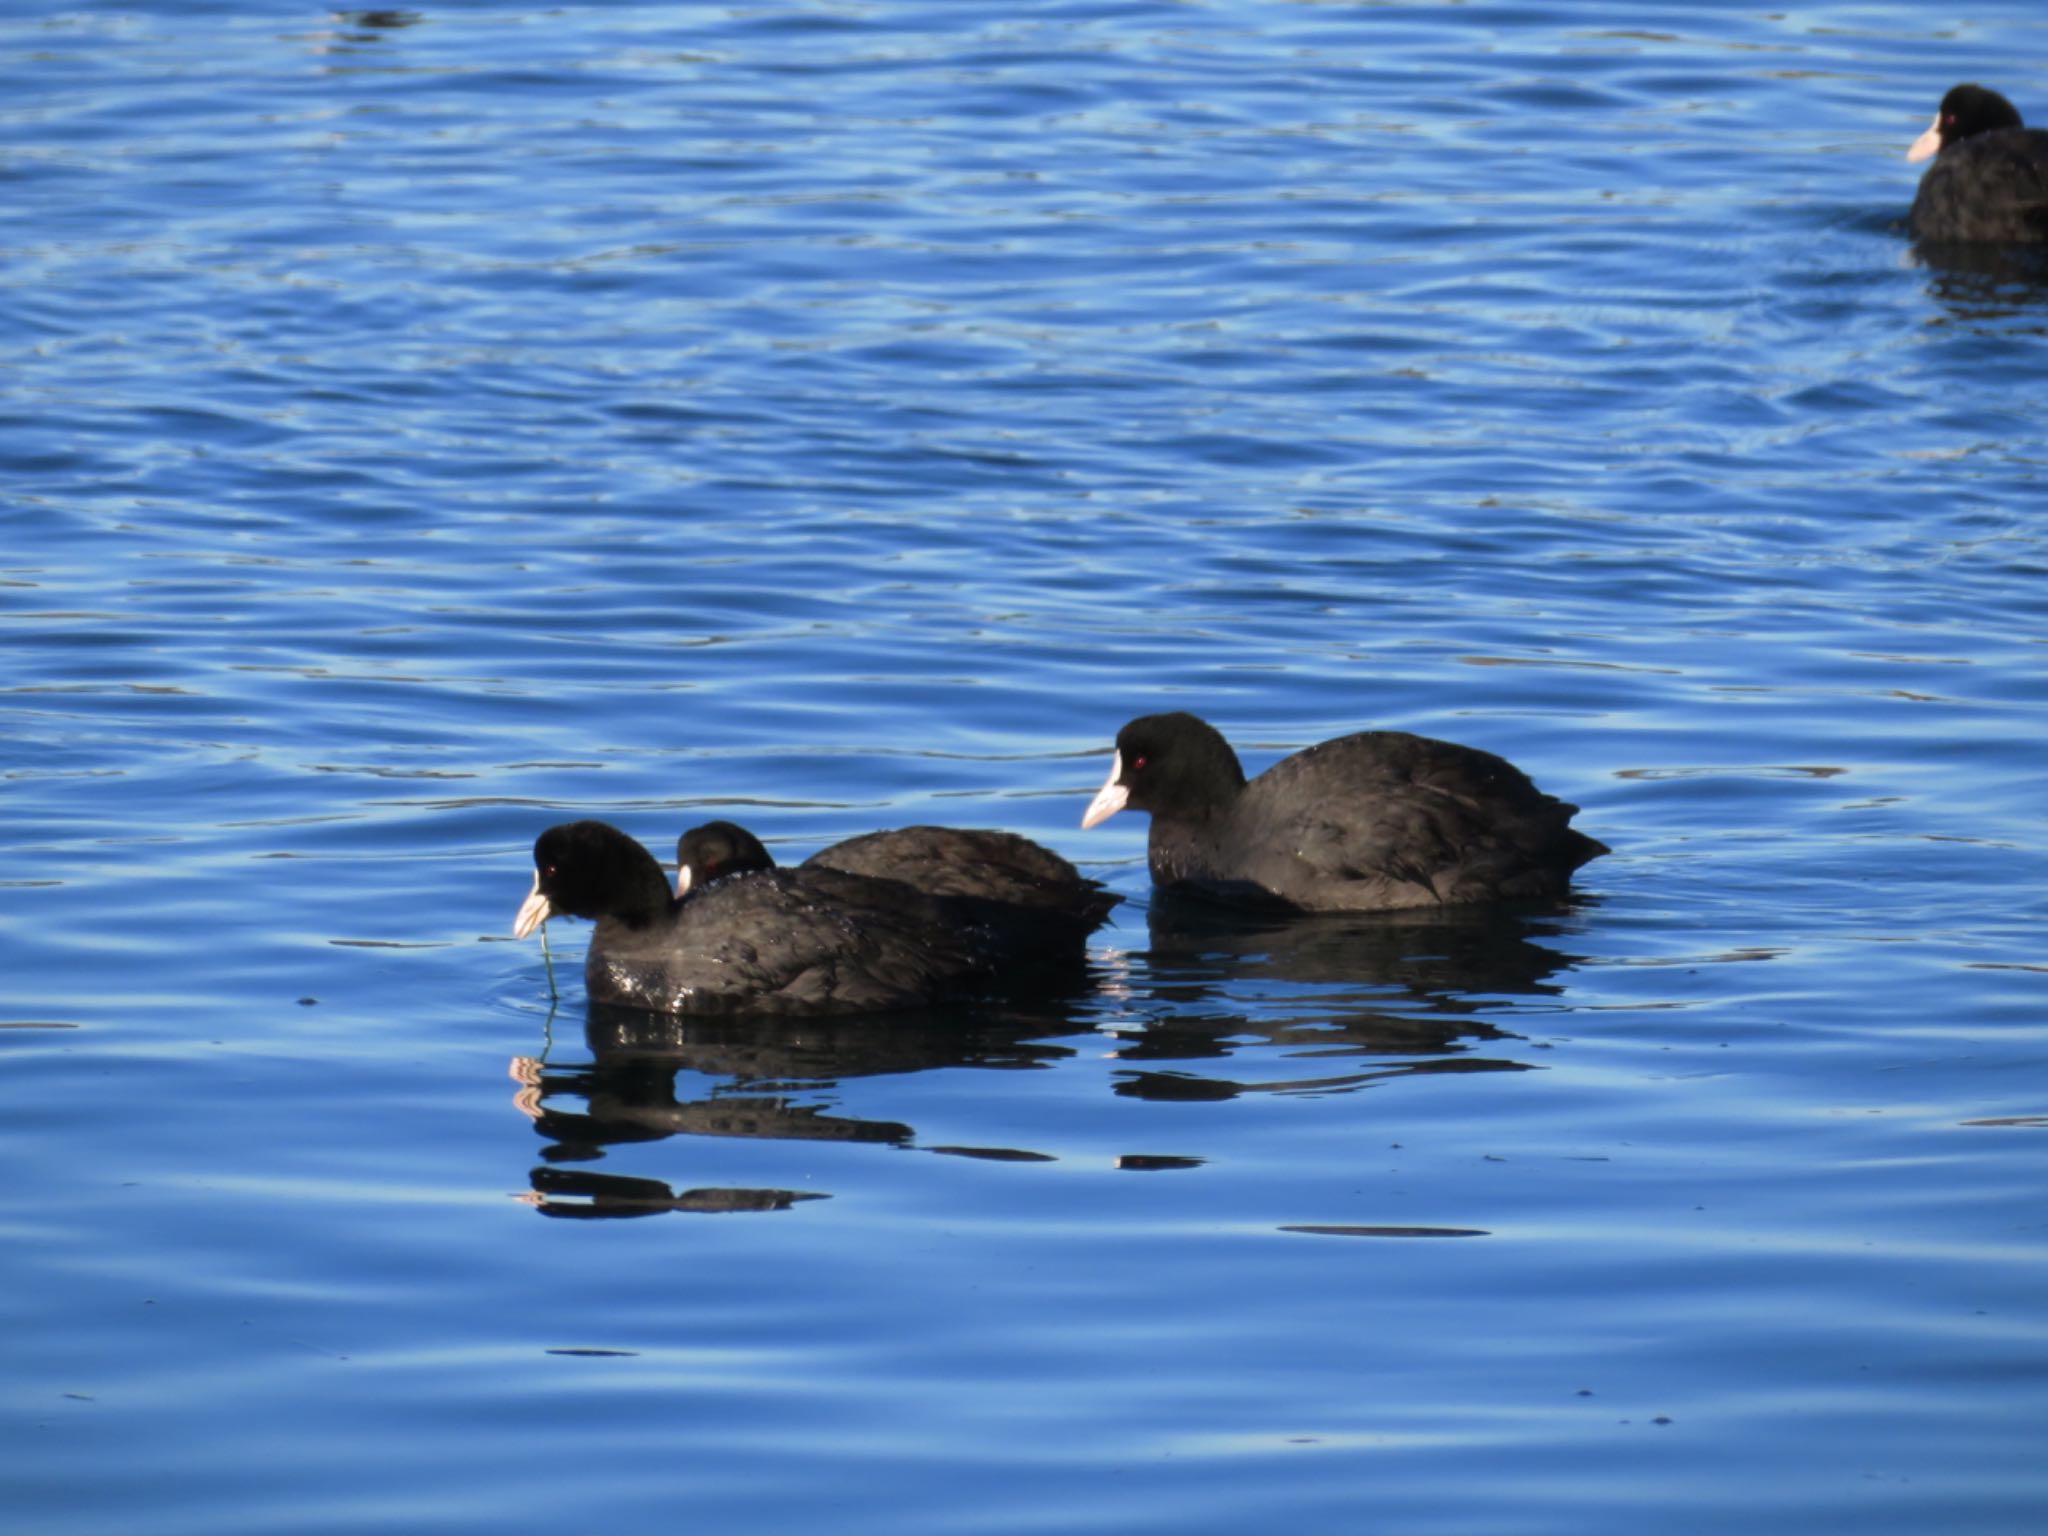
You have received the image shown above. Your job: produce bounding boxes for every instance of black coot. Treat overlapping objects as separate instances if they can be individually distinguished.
[671,819,775,895]
[676,818,1110,911]
[1906,84,2048,244]
[515,819,1114,1015]
[1080,711,1607,912]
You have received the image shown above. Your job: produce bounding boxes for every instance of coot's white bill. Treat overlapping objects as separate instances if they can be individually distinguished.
[1080,751,1128,829]
[513,870,553,939]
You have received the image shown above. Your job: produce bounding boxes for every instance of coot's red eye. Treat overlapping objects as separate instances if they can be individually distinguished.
[543,864,557,879]
[1131,756,1148,771]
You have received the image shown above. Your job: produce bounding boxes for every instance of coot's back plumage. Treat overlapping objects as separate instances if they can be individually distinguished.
[1080,712,1606,913]
[1907,84,2048,245]
[807,825,1106,911]
[675,820,1118,923]
[597,862,1051,1016]
[522,820,1114,1016]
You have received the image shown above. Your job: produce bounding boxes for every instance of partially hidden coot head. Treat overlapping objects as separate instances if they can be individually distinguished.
[1909,83,2026,163]
[513,820,672,937]
[1080,711,1248,829]
[674,819,776,898]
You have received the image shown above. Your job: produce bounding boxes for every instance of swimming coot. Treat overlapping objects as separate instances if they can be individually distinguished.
[1079,711,1607,912]
[672,819,775,896]
[1906,84,2048,244]
[675,819,1110,912]
[516,819,1113,1015]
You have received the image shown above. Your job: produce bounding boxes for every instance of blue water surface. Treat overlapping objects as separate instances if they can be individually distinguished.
[4,3,2046,1533]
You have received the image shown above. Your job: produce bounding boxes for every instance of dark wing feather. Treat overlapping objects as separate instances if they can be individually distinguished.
[806,826,1118,930]
[587,863,1111,1016]
[1222,732,1603,911]
[589,868,1008,1015]
[1912,128,2048,243]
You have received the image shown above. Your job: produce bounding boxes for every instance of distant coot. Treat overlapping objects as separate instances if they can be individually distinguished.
[1906,84,2048,244]
[515,819,1114,1015]
[677,818,1110,911]
[1080,711,1607,912]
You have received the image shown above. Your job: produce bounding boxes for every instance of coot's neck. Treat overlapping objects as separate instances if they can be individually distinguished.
[608,884,681,931]
[595,841,683,931]
[1155,728,1246,824]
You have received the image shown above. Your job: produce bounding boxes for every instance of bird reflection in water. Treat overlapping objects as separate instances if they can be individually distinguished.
[1913,245,2048,327]
[506,1004,1083,1219]
[503,899,1591,1215]
[1101,894,1591,1103]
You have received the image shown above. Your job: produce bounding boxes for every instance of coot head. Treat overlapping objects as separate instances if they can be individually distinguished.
[514,820,673,937]
[1081,712,1248,828]
[1909,83,2025,163]
[674,819,776,897]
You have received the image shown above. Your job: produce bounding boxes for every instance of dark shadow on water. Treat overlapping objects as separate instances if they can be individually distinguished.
[504,902,1592,1216]
[1911,242,2048,324]
[518,1169,828,1220]
[508,1000,1088,1218]
[1104,894,1591,1102]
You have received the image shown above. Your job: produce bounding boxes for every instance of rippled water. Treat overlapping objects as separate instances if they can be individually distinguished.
[5,3,2046,1532]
